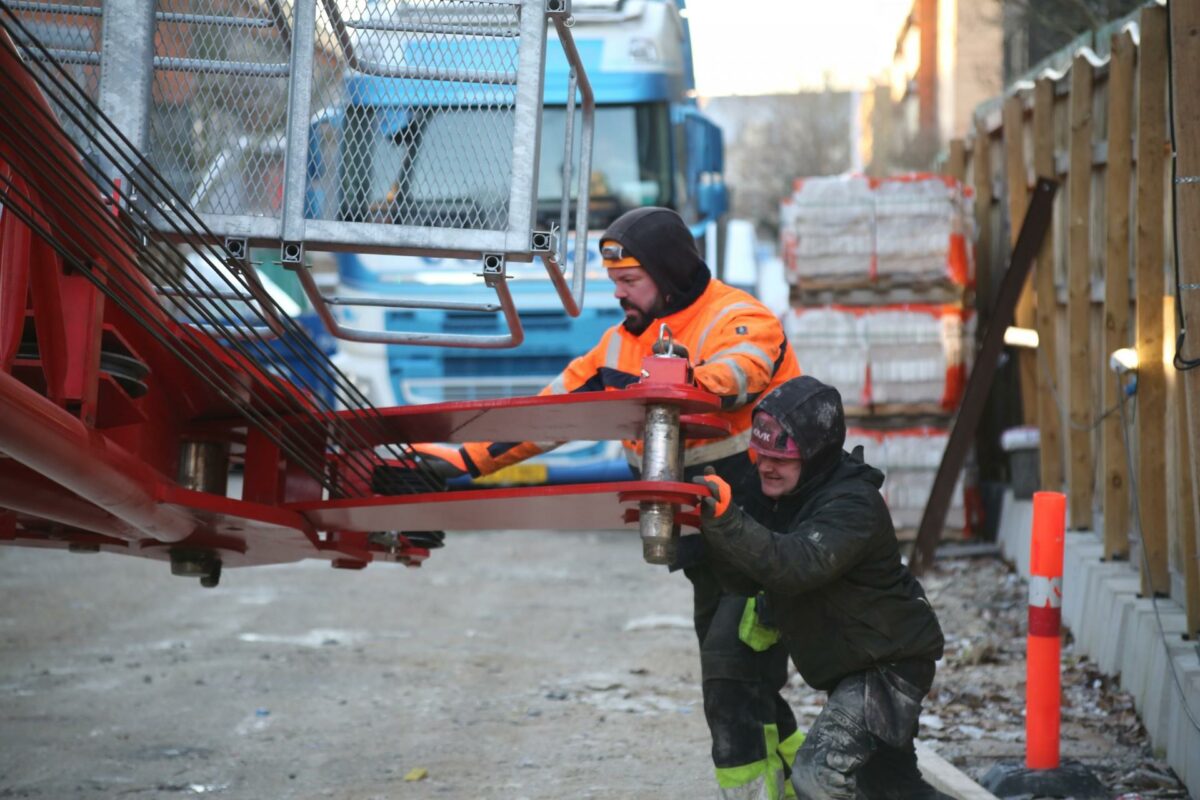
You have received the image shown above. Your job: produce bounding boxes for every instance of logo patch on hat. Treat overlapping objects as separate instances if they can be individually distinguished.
[749,413,800,459]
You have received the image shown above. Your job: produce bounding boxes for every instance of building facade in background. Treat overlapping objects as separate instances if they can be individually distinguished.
[874,0,1002,172]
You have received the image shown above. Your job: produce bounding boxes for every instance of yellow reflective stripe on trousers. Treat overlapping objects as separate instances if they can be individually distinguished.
[778,728,805,799]
[715,724,786,800]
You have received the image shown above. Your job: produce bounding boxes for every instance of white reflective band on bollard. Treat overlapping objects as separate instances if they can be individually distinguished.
[1028,575,1062,609]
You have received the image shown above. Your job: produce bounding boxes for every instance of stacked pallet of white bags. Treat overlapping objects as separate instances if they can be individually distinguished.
[874,176,972,283]
[781,174,972,287]
[780,174,977,539]
[780,175,874,283]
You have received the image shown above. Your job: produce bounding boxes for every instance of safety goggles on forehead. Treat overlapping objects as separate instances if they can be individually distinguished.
[600,243,626,261]
[600,241,641,269]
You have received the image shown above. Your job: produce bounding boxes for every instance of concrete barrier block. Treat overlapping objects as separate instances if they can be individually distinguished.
[1144,631,1193,744]
[1121,603,1158,702]
[1128,606,1187,733]
[1077,562,1133,658]
[1094,579,1145,675]
[1163,652,1200,790]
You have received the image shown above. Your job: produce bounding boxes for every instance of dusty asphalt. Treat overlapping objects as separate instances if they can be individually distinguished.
[1,531,714,799]
[1,533,1187,799]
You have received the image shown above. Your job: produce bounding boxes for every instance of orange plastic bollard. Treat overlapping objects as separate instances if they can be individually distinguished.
[1026,491,1066,769]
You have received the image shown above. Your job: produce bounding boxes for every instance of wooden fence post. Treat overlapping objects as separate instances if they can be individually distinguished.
[974,119,994,326]
[1101,30,1135,560]
[1032,77,1064,496]
[947,139,967,182]
[1168,0,1200,632]
[1066,54,1095,530]
[1134,4,1169,595]
[1005,93,1038,425]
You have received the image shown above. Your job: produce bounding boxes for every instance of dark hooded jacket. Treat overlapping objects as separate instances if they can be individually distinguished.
[699,376,945,691]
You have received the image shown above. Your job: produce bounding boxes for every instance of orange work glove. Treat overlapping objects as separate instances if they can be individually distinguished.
[693,466,732,519]
[411,443,470,479]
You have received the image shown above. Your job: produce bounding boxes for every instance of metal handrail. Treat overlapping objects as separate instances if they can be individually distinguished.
[292,256,525,348]
[538,12,593,318]
[319,0,518,84]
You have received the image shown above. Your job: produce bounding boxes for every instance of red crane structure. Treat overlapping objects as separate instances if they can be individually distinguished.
[0,3,714,586]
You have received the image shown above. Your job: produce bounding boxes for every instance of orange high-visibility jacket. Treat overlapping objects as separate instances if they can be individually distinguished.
[460,279,801,477]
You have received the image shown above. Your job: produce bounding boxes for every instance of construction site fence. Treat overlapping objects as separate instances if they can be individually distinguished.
[943,0,1200,636]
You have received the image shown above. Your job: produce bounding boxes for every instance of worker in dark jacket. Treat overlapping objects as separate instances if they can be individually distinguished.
[695,375,948,800]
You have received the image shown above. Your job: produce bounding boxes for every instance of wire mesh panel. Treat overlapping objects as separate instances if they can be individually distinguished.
[154,0,544,258]
[3,1,104,148]
[7,0,554,260]
[328,0,520,233]
[151,0,309,218]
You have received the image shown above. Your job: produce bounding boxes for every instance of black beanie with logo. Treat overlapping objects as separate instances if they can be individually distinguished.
[600,207,711,319]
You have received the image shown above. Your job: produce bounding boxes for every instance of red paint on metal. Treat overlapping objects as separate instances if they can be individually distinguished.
[1,36,724,578]
[0,369,196,542]
[641,354,692,385]
[0,461,144,541]
[291,481,707,534]
[0,180,31,371]
[292,384,721,447]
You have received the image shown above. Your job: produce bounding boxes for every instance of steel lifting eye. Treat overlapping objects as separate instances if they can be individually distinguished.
[656,323,675,357]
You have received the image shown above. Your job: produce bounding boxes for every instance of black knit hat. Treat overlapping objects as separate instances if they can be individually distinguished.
[755,376,846,473]
[600,207,711,316]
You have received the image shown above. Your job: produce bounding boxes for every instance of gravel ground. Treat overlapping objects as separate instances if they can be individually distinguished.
[0,535,1190,799]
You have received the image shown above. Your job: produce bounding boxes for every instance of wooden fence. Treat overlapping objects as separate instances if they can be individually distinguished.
[945,1,1200,636]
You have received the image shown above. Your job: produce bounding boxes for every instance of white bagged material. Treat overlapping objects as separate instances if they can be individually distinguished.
[781,174,974,286]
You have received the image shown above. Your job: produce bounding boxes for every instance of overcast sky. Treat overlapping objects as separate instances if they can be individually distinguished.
[686,0,914,97]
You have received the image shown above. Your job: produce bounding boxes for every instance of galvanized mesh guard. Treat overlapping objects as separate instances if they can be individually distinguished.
[7,0,593,347]
[3,0,103,152]
[8,0,567,258]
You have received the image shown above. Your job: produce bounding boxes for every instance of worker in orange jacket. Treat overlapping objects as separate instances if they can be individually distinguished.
[418,206,804,796]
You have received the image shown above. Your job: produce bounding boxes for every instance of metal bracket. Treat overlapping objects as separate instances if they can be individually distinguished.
[480,253,507,283]
[531,229,555,254]
[224,236,248,262]
[545,0,571,18]
[281,241,304,265]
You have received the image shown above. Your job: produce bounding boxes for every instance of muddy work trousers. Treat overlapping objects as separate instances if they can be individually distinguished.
[790,663,951,800]
[687,563,801,799]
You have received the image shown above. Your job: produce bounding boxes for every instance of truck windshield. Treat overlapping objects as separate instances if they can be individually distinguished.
[338,102,672,231]
[536,103,672,229]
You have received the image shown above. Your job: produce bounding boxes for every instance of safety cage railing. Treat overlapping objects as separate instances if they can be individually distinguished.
[4,0,593,348]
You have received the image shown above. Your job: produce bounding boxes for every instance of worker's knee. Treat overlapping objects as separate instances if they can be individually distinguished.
[790,697,874,800]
